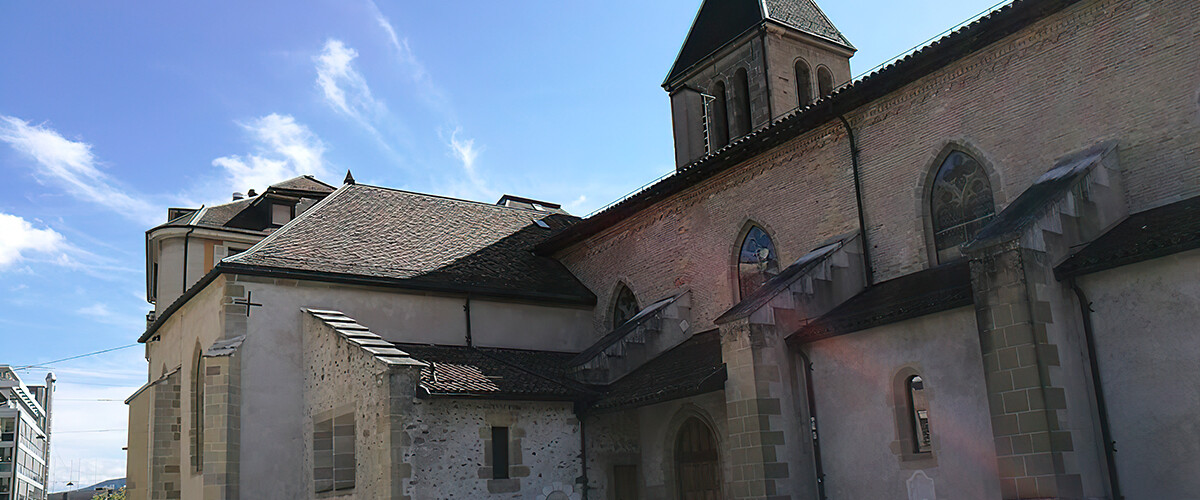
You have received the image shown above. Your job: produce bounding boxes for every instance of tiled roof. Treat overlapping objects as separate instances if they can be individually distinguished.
[225,184,597,304]
[716,237,845,323]
[396,343,589,400]
[764,0,854,48]
[269,175,336,194]
[1056,195,1200,278]
[593,329,726,411]
[195,199,255,228]
[791,260,973,344]
[665,0,852,85]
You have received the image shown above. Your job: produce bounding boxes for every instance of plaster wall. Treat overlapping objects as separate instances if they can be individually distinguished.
[806,308,1001,500]
[124,387,151,500]
[559,0,1200,336]
[634,391,728,499]
[583,410,641,500]
[1077,249,1200,499]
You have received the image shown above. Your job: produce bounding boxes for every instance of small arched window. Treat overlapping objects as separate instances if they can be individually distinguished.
[931,150,995,262]
[191,349,205,472]
[709,81,730,150]
[612,284,640,329]
[795,60,813,107]
[733,68,752,137]
[738,226,780,299]
[817,67,834,97]
[907,375,932,453]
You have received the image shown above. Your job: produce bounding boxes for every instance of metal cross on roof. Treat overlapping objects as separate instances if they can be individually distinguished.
[232,291,263,317]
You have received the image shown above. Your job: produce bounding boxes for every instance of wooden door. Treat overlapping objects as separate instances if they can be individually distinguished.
[675,418,722,500]
[613,465,638,500]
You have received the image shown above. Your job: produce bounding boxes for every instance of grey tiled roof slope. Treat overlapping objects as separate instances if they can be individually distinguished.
[396,343,587,400]
[593,329,726,410]
[226,184,597,304]
[269,175,336,194]
[1056,195,1200,278]
[665,0,852,85]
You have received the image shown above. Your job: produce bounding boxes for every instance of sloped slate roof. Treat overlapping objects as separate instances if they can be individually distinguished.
[1056,195,1200,278]
[665,0,852,85]
[395,343,589,400]
[593,329,726,410]
[269,175,335,194]
[791,260,973,344]
[225,184,597,304]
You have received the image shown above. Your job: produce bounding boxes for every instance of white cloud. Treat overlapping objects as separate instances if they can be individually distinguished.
[366,1,450,113]
[212,114,331,195]
[0,116,159,226]
[447,128,496,200]
[0,212,67,270]
[315,40,384,123]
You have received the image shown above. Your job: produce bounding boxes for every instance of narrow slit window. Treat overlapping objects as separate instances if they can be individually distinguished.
[491,426,509,479]
[908,376,932,453]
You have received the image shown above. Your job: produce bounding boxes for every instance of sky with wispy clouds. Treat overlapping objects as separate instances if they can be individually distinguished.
[0,0,1007,491]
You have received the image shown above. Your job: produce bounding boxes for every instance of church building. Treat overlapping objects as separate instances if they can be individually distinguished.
[125,0,1200,498]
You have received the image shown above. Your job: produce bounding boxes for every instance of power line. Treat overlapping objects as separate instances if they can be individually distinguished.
[12,342,140,369]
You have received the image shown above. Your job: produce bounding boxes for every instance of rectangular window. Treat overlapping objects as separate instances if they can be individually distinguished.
[491,426,509,479]
[271,203,292,226]
[314,411,356,494]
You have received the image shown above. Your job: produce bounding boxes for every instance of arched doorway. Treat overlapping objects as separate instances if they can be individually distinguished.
[675,417,722,499]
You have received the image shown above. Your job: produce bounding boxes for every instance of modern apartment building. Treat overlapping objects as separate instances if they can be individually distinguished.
[0,367,54,500]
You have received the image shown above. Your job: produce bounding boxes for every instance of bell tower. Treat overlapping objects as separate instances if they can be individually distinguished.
[665,0,856,168]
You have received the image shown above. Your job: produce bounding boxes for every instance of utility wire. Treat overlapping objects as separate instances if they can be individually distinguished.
[12,344,140,371]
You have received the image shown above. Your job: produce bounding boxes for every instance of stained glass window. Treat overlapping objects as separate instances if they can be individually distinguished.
[738,226,780,299]
[931,151,995,262]
[612,284,640,329]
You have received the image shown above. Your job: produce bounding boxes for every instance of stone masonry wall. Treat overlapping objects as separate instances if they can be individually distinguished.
[400,399,582,500]
[557,0,1200,337]
[151,370,182,500]
[303,314,399,499]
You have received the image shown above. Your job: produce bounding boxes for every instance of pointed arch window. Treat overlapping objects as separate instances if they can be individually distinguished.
[612,284,640,329]
[817,66,834,98]
[709,81,730,150]
[931,150,995,262]
[733,68,752,137]
[738,226,780,299]
[795,60,813,107]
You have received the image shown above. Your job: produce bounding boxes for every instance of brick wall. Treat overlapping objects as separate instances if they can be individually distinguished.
[558,0,1200,337]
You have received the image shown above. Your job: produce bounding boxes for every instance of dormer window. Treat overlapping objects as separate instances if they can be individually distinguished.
[271,203,293,226]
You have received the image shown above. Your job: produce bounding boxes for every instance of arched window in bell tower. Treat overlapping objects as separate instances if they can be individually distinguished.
[817,66,834,98]
[709,81,730,149]
[733,68,752,137]
[795,60,813,107]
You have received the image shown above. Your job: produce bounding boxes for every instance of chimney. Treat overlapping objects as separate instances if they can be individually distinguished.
[232,192,245,201]
[247,189,258,197]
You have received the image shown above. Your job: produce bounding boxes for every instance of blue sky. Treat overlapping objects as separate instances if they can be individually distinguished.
[0,0,1008,490]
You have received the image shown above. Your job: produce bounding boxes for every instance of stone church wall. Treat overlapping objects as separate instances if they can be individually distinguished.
[1077,248,1200,500]
[400,399,582,499]
[634,391,729,499]
[805,307,1001,499]
[557,0,1200,336]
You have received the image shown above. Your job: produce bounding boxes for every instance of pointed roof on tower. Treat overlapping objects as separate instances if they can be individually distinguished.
[664,0,853,86]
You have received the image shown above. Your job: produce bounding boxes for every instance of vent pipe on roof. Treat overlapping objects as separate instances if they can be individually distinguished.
[247,189,258,197]
[232,192,245,201]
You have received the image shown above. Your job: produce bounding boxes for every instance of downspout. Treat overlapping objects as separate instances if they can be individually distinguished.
[797,349,828,500]
[181,226,196,294]
[837,115,874,285]
[575,402,591,500]
[760,30,774,120]
[464,295,474,347]
[1068,278,1123,500]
